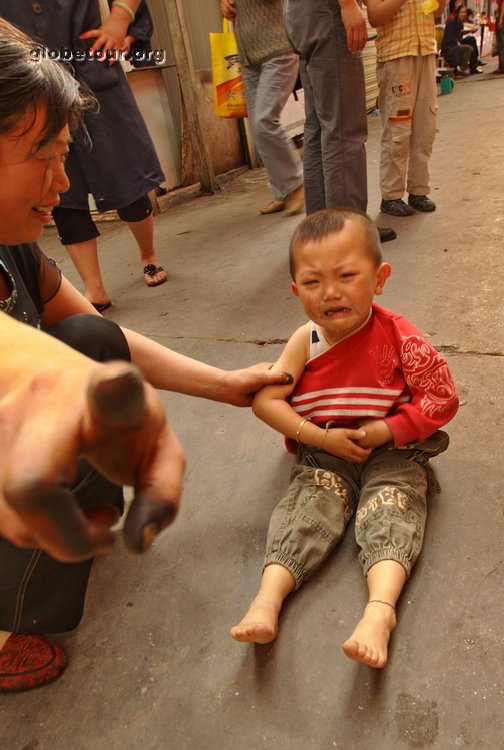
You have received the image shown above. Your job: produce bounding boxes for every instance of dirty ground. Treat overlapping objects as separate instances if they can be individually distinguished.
[1,69,504,750]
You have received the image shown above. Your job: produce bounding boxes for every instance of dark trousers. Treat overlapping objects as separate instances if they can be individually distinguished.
[0,315,130,634]
[52,195,152,245]
[464,35,481,70]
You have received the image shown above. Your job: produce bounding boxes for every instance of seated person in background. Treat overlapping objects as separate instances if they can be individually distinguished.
[230,208,459,669]
[461,8,486,65]
[442,4,482,74]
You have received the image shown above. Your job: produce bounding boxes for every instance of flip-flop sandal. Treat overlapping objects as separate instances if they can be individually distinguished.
[143,264,168,287]
[91,301,112,313]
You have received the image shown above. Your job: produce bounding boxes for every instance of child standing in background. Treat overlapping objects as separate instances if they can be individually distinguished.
[365,0,446,218]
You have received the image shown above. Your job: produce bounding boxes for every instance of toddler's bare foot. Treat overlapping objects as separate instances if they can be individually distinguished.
[230,600,279,644]
[342,600,397,668]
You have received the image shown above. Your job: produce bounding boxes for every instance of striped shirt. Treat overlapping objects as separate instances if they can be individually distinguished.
[375,0,438,62]
[290,384,411,422]
[285,304,458,451]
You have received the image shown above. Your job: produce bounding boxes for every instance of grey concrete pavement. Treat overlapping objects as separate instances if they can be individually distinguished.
[1,70,504,750]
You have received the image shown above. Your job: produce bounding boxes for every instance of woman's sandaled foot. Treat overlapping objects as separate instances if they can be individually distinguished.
[85,292,112,312]
[143,263,167,287]
[0,634,67,692]
[91,300,112,313]
[342,600,397,668]
[230,601,279,644]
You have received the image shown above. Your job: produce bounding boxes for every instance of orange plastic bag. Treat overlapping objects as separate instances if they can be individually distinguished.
[209,20,248,118]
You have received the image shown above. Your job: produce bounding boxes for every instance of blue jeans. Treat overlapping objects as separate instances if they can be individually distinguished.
[284,0,368,214]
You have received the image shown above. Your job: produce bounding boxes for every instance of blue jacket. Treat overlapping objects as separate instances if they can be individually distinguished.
[0,0,164,211]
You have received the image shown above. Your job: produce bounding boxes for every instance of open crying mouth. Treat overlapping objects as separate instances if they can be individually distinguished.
[325,307,350,316]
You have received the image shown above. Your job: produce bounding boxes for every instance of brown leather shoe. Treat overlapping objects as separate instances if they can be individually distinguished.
[284,185,305,216]
[260,199,286,215]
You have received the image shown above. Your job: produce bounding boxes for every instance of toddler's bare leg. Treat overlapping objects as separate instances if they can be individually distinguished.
[230,564,295,644]
[342,560,406,668]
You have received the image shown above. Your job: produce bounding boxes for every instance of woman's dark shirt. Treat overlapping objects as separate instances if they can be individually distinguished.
[0,244,62,327]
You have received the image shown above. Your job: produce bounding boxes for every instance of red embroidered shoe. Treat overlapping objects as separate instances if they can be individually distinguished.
[0,634,67,691]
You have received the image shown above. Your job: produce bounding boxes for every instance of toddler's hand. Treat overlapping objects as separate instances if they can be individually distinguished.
[323,428,372,463]
[356,419,393,449]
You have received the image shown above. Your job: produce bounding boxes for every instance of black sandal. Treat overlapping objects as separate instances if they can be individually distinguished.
[143,264,168,287]
[91,301,112,313]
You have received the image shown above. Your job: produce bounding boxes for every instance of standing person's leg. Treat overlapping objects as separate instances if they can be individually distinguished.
[242,54,304,214]
[52,206,111,310]
[314,11,368,212]
[407,55,438,212]
[285,0,328,213]
[118,195,167,288]
[52,148,113,309]
[53,199,167,302]
[496,21,504,71]
[0,315,130,692]
[286,0,368,213]
[296,54,326,214]
[241,63,284,214]
[65,239,111,310]
[378,56,417,216]
[343,448,430,668]
[231,456,357,644]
